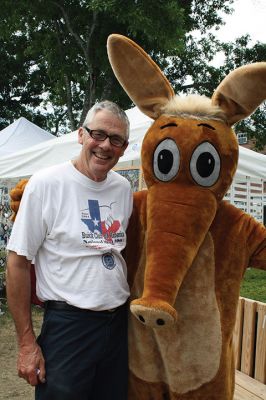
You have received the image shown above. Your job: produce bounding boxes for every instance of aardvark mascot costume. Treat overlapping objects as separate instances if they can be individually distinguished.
[107,34,266,400]
[9,34,266,400]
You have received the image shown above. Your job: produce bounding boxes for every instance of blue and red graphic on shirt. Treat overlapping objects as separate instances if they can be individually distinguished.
[81,200,121,243]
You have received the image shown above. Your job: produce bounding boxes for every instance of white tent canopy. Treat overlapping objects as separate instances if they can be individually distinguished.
[0,107,265,180]
[0,117,54,158]
[0,107,152,178]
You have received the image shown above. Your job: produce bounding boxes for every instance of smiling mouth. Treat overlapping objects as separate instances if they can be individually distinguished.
[93,152,110,160]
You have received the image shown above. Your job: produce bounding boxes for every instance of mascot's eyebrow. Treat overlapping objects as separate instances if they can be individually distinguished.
[198,123,215,130]
[160,122,178,130]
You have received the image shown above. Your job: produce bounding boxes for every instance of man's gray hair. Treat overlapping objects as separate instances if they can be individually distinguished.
[83,100,130,139]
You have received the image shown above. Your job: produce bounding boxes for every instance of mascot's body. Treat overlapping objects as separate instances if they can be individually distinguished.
[107,35,266,399]
[126,193,264,399]
[10,35,266,400]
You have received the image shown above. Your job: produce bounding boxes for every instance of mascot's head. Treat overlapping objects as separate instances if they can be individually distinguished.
[108,34,266,202]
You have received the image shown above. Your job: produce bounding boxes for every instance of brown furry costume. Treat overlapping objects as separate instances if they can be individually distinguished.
[107,34,266,399]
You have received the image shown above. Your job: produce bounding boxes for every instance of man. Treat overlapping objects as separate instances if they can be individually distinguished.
[6,100,133,400]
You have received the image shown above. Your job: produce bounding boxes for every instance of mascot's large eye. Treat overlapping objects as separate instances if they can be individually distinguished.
[190,142,220,187]
[153,139,180,182]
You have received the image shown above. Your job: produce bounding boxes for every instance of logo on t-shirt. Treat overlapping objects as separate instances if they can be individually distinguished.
[102,252,116,269]
[81,199,125,247]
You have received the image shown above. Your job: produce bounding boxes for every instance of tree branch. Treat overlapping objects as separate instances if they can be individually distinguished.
[51,1,98,66]
[85,10,98,62]
[51,1,86,51]
[53,19,75,130]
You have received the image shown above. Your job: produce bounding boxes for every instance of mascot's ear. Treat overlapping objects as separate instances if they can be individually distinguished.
[212,62,266,125]
[9,179,29,221]
[107,34,174,119]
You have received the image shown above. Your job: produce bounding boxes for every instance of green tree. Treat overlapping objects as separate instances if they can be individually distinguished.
[0,33,47,129]
[0,0,234,134]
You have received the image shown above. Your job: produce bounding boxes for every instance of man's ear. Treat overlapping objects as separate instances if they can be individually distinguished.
[78,127,84,144]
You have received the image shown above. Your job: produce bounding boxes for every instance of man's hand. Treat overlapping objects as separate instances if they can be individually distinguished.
[18,341,46,386]
[7,252,45,386]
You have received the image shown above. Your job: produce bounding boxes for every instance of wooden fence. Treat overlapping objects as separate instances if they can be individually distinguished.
[233,296,266,384]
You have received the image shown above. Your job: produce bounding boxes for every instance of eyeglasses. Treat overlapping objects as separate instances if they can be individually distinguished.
[83,127,127,148]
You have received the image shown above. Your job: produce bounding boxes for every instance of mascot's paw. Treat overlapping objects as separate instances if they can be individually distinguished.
[9,179,29,221]
[130,298,177,328]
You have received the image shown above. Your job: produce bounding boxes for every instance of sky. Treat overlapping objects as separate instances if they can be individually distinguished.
[215,0,266,43]
[204,0,266,66]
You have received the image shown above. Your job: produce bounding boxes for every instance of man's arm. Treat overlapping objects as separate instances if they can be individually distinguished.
[6,251,46,386]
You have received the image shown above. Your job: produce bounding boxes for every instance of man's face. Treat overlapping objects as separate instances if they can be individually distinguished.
[77,109,128,181]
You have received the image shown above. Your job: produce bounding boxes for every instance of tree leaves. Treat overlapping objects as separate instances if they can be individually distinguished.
[1,0,264,152]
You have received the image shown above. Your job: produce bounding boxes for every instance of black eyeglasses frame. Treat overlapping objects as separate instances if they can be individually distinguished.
[83,126,127,148]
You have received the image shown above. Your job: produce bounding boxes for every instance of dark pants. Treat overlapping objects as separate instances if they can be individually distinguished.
[35,303,128,400]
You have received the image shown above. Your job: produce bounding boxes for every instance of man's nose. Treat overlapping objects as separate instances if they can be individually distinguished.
[99,137,113,148]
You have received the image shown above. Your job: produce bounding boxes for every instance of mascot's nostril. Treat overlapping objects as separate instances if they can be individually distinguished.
[156,319,165,326]
[138,315,145,323]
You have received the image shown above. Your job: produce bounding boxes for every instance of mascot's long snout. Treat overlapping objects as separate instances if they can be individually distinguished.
[130,183,217,328]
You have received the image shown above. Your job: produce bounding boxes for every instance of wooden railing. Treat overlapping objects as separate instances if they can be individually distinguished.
[233,296,266,384]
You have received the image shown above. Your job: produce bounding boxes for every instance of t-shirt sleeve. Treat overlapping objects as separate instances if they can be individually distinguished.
[7,177,47,261]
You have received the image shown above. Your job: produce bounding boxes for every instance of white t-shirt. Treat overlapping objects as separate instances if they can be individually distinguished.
[7,161,133,310]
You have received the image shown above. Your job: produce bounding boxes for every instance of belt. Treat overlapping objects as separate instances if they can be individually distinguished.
[44,300,125,313]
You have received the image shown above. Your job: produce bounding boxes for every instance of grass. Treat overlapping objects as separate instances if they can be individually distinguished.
[240,268,266,303]
[0,303,43,400]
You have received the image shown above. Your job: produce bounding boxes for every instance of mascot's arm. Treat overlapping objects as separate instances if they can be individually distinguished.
[246,216,266,271]
[218,202,266,271]
[9,179,29,221]
[211,201,266,274]
[124,190,147,288]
